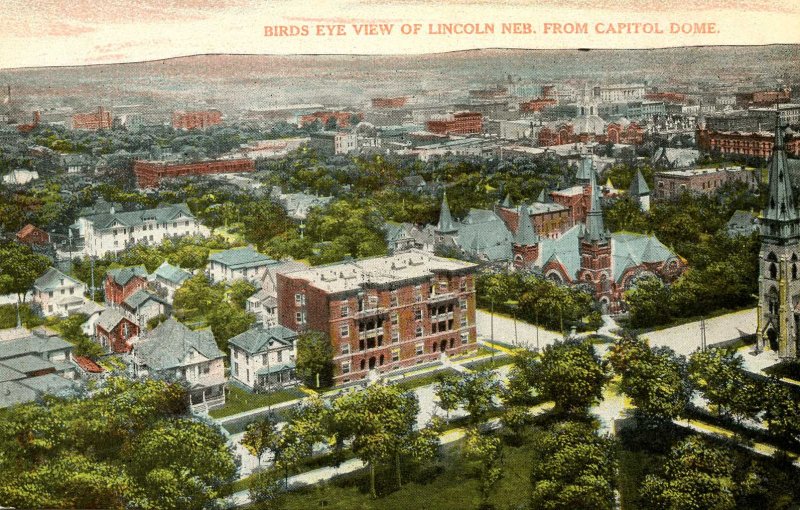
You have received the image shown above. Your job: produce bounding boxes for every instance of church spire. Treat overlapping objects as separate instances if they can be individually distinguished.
[515,203,539,246]
[436,191,457,234]
[584,163,608,243]
[762,112,799,232]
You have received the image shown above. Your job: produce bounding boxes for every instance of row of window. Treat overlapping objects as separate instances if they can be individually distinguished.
[340,315,469,341]
[339,333,471,374]
[331,281,472,317]
[233,348,287,364]
[110,220,192,236]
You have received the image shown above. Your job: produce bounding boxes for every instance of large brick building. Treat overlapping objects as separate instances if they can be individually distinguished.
[71,107,112,131]
[519,98,557,113]
[654,166,758,200]
[426,112,483,135]
[172,109,222,130]
[276,251,478,385]
[133,157,255,188]
[735,89,791,108]
[371,97,408,108]
[696,128,800,159]
[300,111,363,128]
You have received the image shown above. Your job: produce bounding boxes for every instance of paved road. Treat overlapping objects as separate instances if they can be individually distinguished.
[476,310,565,350]
[641,308,756,357]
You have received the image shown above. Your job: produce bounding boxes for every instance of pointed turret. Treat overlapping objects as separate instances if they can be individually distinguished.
[584,164,608,243]
[436,191,458,234]
[536,189,546,202]
[514,203,539,246]
[575,157,593,182]
[761,113,800,239]
[628,169,651,212]
[501,193,513,208]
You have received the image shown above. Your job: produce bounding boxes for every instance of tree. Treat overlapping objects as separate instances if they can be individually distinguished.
[229,279,257,309]
[0,242,51,307]
[624,276,672,329]
[640,436,737,510]
[532,339,609,416]
[295,330,334,389]
[529,421,616,510]
[277,397,330,486]
[248,469,286,509]
[48,314,105,359]
[434,372,462,422]
[433,370,501,425]
[332,384,419,497]
[761,377,800,455]
[242,415,280,467]
[689,348,761,424]
[610,336,691,425]
[206,302,255,352]
[462,427,504,508]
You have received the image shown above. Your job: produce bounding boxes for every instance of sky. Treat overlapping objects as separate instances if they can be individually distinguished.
[1,0,799,69]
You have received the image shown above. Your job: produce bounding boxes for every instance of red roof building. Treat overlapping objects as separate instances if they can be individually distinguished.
[299,111,362,128]
[16,224,49,246]
[172,109,223,130]
[519,98,557,113]
[697,128,800,159]
[133,157,255,188]
[426,112,483,135]
[72,107,112,131]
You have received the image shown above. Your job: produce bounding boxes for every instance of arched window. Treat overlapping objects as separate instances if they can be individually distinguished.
[360,359,366,371]
[770,263,778,279]
[793,264,797,280]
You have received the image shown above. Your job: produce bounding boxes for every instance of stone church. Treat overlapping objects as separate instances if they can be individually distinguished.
[757,117,800,358]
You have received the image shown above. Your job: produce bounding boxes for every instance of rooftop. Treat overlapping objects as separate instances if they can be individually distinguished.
[208,246,275,270]
[152,261,192,285]
[229,325,297,355]
[285,250,477,294]
[657,165,749,178]
[134,318,223,371]
[82,203,194,230]
[34,267,83,292]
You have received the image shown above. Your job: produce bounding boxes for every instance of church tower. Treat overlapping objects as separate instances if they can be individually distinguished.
[758,114,800,358]
[578,166,613,308]
[512,203,539,269]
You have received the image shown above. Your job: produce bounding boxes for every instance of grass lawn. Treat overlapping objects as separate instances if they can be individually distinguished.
[461,354,513,372]
[392,368,460,392]
[269,432,539,510]
[209,386,306,419]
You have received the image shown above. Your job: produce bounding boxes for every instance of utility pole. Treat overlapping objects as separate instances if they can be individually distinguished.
[90,255,96,302]
[535,307,540,352]
[700,317,707,352]
[490,297,495,365]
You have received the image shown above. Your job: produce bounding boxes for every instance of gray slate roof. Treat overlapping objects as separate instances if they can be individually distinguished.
[34,267,83,292]
[229,325,297,355]
[0,355,55,374]
[123,289,166,310]
[208,247,275,270]
[628,170,650,196]
[96,308,127,332]
[134,318,223,371]
[84,203,194,230]
[256,360,296,375]
[108,265,148,286]
[153,261,192,285]
[0,364,26,383]
[0,330,72,360]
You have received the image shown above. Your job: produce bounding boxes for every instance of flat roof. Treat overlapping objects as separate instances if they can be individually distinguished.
[657,166,749,177]
[285,249,477,294]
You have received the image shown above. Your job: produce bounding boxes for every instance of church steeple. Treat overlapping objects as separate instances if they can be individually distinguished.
[761,112,799,241]
[515,203,539,246]
[584,164,608,243]
[436,191,458,234]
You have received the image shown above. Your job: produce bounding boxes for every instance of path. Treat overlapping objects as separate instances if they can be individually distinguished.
[642,308,756,356]
[476,309,564,350]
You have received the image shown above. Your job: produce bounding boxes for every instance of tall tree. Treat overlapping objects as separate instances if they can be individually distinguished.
[295,330,334,389]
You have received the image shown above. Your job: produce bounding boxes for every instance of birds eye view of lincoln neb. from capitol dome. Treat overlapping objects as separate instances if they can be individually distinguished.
[1,42,800,510]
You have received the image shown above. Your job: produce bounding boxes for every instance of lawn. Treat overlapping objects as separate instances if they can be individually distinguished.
[209,386,306,419]
[391,368,460,392]
[461,354,513,372]
[268,432,540,510]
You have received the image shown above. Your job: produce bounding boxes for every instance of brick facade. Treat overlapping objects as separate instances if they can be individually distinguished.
[72,107,112,131]
[426,112,483,135]
[697,128,800,159]
[276,253,478,385]
[172,110,222,130]
[133,158,255,188]
[104,274,148,306]
[97,317,139,353]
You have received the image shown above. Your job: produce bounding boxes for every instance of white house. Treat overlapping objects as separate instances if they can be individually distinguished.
[150,260,192,304]
[78,203,209,258]
[131,318,226,410]
[32,268,88,317]
[206,246,276,284]
[247,260,307,325]
[3,169,39,185]
[228,325,297,391]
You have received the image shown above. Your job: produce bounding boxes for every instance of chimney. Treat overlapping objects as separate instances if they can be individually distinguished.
[33,111,40,125]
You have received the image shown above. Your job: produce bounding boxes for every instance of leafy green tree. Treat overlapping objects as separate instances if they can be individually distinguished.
[529,421,616,510]
[624,276,673,328]
[332,384,419,497]
[295,330,334,389]
[462,427,504,507]
[0,242,51,306]
[610,336,691,424]
[206,302,255,352]
[640,436,736,510]
[229,279,257,309]
[503,349,540,406]
[689,349,761,424]
[434,372,462,422]
[532,339,609,416]
[242,415,281,467]
[47,313,104,359]
[277,396,331,485]
[761,377,800,454]
[249,469,286,509]
[434,370,501,424]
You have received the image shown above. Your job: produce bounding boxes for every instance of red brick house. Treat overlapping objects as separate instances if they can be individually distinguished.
[104,266,149,306]
[16,224,50,246]
[277,251,478,385]
[96,308,139,353]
